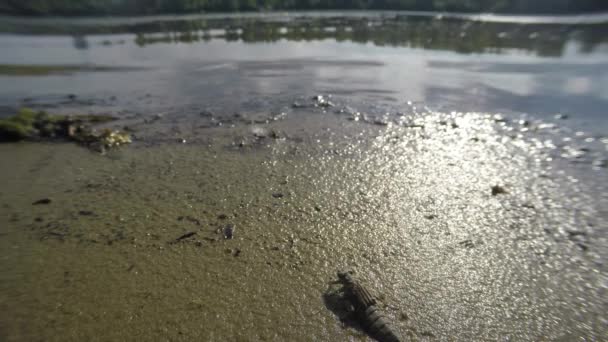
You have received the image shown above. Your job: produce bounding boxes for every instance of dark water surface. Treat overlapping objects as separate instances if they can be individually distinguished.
[0,12,607,341]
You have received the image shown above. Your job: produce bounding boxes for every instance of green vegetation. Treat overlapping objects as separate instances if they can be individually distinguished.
[0,108,129,151]
[0,108,41,140]
[2,0,606,16]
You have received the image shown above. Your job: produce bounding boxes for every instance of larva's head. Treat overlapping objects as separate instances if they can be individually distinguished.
[337,270,354,283]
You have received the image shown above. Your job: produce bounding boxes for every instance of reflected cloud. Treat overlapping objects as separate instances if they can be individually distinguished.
[426,82,608,119]
[425,60,608,119]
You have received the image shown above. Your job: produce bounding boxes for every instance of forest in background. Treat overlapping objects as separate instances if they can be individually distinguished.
[1,0,607,16]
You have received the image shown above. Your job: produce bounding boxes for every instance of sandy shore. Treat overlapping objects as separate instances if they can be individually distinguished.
[1,107,606,340]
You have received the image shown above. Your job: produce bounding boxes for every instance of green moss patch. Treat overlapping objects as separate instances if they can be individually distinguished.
[0,108,130,151]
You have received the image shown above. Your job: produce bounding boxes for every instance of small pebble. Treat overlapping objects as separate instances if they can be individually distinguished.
[223,224,235,239]
[32,198,52,205]
[491,185,507,196]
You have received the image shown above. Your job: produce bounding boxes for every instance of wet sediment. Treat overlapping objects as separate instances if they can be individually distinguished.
[0,96,606,340]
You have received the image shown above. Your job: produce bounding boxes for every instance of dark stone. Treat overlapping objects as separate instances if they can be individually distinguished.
[223,224,235,239]
[491,185,507,196]
[32,198,52,205]
[78,210,94,216]
[272,193,284,198]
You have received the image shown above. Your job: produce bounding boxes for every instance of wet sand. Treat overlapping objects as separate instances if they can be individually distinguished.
[1,108,606,340]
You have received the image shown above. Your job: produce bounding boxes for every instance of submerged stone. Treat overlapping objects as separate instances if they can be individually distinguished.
[312,95,334,108]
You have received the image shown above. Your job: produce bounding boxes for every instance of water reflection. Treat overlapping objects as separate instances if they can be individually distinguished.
[1,14,607,132]
[3,15,608,56]
[131,17,608,57]
[425,60,608,118]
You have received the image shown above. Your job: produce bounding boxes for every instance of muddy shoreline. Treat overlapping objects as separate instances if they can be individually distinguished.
[1,95,606,340]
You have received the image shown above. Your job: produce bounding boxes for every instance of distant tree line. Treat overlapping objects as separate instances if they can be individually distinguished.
[1,0,607,16]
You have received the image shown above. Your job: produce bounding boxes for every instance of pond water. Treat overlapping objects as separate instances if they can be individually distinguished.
[1,12,607,129]
[0,12,607,341]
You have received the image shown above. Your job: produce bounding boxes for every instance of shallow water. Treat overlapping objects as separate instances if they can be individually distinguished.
[0,13,607,341]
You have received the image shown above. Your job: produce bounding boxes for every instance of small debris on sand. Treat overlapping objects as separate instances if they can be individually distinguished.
[223,224,235,239]
[491,185,507,196]
[32,198,52,205]
[169,231,197,244]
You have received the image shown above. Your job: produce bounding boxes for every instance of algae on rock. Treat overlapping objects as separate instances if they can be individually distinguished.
[0,108,131,151]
